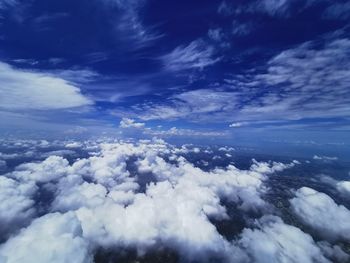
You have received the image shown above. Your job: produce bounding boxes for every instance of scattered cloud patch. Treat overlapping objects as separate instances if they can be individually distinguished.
[120,118,145,129]
[236,215,330,263]
[323,2,350,20]
[161,40,220,71]
[313,155,338,161]
[290,187,350,242]
[336,181,350,199]
[229,122,245,128]
[0,212,93,263]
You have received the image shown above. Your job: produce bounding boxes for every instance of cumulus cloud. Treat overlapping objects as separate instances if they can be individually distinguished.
[119,118,145,129]
[0,176,37,238]
[290,187,350,242]
[250,159,299,174]
[0,62,92,110]
[0,212,93,263]
[336,181,350,199]
[236,215,330,263]
[0,139,322,262]
[9,155,70,183]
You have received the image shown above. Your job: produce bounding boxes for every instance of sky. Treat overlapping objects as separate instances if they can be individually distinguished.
[0,0,350,147]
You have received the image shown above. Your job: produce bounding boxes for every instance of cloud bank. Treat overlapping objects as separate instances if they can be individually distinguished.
[0,139,347,262]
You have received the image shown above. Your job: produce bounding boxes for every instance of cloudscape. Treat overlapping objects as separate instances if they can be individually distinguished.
[0,0,350,262]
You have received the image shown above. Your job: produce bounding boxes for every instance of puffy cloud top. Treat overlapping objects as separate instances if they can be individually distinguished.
[290,187,350,242]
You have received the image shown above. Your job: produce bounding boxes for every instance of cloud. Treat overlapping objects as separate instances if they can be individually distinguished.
[0,176,37,238]
[65,142,83,148]
[217,1,234,16]
[229,122,245,128]
[249,0,292,17]
[226,36,350,121]
[290,187,350,242]
[120,118,145,129]
[143,127,227,137]
[0,62,92,110]
[208,28,225,42]
[0,0,17,10]
[0,212,93,263]
[313,155,338,161]
[0,138,304,262]
[236,215,330,263]
[218,0,327,18]
[9,155,70,183]
[135,89,238,121]
[120,35,350,124]
[336,181,350,199]
[0,160,6,169]
[318,241,350,263]
[232,20,254,36]
[323,2,350,20]
[100,0,162,47]
[161,40,220,71]
[250,159,299,174]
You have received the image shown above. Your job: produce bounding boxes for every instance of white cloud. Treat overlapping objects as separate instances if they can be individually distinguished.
[124,36,349,123]
[65,142,83,148]
[76,180,236,261]
[236,215,330,263]
[290,187,350,242]
[229,122,245,128]
[0,212,93,263]
[336,181,350,199]
[313,155,338,161]
[0,62,92,110]
[225,36,350,121]
[9,156,70,183]
[136,89,238,121]
[51,178,109,212]
[250,159,299,174]
[0,176,37,237]
[161,40,220,71]
[119,117,145,128]
[144,126,227,137]
[0,139,324,262]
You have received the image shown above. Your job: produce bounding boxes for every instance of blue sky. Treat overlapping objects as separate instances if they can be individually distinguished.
[0,0,349,146]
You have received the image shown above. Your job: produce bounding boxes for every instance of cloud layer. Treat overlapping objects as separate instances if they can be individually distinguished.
[0,139,348,262]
